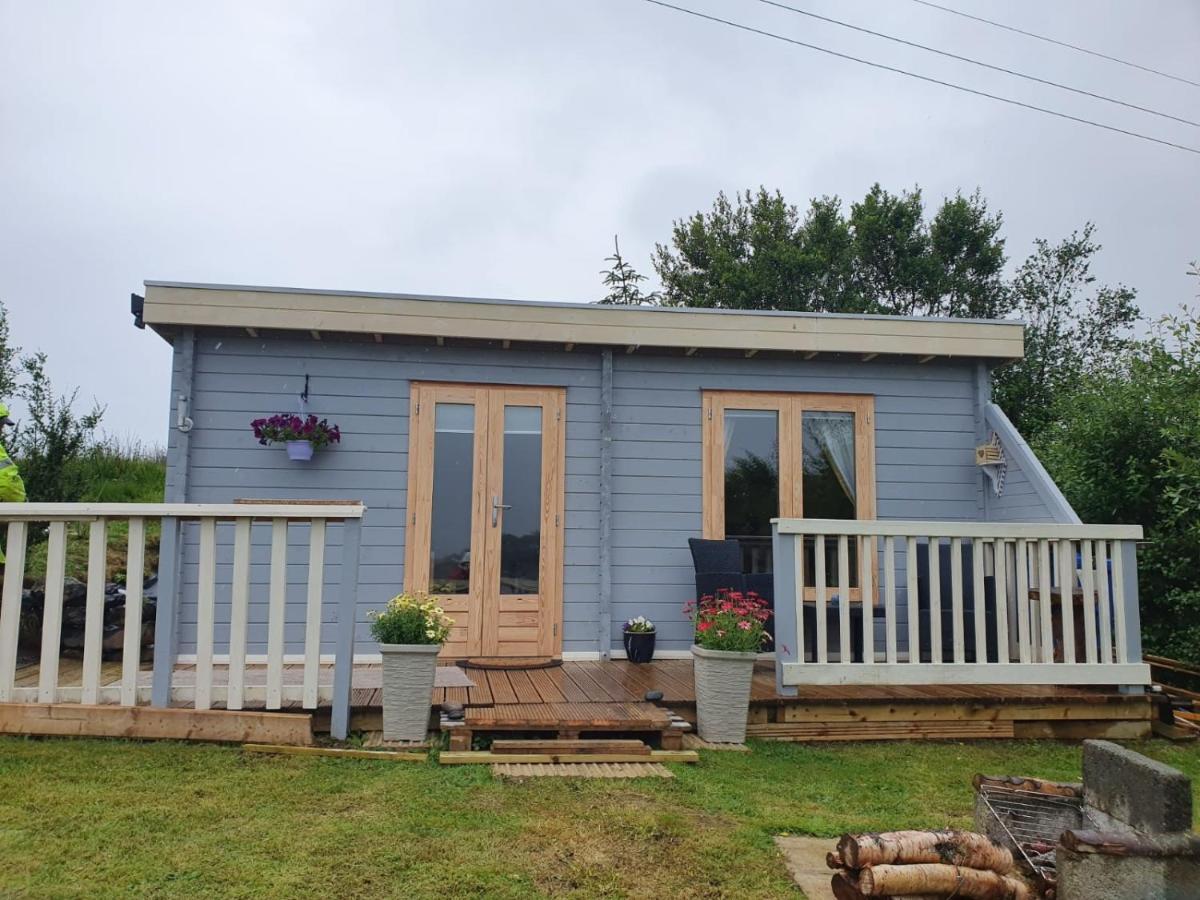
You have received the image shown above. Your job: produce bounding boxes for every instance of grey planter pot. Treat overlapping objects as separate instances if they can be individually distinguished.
[379,643,441,742]
[691,644,757,743]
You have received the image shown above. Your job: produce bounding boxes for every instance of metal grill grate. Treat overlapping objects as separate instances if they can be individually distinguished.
[978,784,1084,881]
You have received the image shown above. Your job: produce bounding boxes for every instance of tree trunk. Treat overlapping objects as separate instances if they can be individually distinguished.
[858,863,1032,900]
[838,830,1014,873]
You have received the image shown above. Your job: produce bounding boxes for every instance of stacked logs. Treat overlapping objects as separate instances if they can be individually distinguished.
[828,830,1033,900]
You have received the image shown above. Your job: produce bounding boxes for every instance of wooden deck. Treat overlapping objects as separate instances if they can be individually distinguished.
[11,657,1156,741]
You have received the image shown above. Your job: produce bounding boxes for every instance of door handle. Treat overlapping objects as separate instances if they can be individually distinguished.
[491,495,512,526]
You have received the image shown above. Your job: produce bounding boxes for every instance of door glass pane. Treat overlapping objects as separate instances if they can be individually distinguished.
[500,405,542,594]
[429,403,474,594]
[723,409,778,574]
[802,411,858,587]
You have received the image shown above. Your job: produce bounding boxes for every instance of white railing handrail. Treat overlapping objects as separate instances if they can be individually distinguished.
[0,502,366,522]
[772,517,1142,540]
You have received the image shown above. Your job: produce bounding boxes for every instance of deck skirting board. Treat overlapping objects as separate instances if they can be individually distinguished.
[780,662,1152,687]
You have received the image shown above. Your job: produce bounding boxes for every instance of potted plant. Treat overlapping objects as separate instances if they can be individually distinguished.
[369,592,454,742]
[686,589,771,743]
[622,616,656,664]
[251,413,341,461]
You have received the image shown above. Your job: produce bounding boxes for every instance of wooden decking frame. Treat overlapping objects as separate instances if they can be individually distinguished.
[6,657,1154,744]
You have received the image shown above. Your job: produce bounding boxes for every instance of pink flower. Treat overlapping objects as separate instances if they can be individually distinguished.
[737,621,751,630]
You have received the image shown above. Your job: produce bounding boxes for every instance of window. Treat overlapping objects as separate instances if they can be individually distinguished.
[702,391,876,595]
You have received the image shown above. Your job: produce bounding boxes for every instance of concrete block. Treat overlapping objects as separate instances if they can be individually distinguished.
[1057,847,1200,900]
[1082,740,1193,834]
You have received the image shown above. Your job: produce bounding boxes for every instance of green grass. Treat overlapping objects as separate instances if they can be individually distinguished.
[20,442,165,584]
[1,738,1198,898]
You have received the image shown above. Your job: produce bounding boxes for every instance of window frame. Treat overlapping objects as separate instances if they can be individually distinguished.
[701,390,877,601]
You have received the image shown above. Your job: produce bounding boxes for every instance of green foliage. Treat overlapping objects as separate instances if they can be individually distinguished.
[9,352,104,503]
[994,225,1139,439]
[0,300,19,401]
[1037,306,1200,663]
[651,184,1008,317]
[598,234,659,305]
[369,593,454,645]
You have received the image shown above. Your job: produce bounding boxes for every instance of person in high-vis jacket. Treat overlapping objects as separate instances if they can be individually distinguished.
[0,403,25,565]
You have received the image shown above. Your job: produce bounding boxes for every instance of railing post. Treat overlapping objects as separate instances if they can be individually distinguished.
[150,516,181,708]
[771,525,799,697]
[330,517,363,740]
[1117,540,1143,693]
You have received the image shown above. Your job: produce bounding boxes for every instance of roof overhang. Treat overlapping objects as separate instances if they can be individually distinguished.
[141,281,1025,361]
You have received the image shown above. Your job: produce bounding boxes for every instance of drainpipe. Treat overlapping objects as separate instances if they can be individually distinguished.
[598,349,614,660]
[151,326,195,707]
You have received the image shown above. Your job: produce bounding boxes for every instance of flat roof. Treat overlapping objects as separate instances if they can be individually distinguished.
[141,281,1025,360]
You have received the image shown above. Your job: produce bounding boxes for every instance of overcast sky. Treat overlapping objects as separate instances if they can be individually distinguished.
[1,0,1197,444]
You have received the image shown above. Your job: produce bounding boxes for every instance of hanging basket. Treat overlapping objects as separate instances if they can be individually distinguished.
[286,440,314,461]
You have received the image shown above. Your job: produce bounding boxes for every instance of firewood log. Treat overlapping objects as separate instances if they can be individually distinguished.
[837,830,1014,873]
[830,872,867,900]
[858,863,1032,900]
[826,850,845,870]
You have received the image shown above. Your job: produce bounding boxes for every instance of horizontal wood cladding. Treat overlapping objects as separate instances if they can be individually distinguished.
[144,283,1024,359]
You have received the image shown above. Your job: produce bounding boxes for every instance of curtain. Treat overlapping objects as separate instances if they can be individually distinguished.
[808,412,856,505]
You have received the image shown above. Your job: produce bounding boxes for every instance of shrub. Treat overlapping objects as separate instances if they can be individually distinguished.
[685,589,771,653]
[369,593,453,645]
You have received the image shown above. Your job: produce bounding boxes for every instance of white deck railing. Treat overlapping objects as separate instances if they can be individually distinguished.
[770,519,1150,690]
[0,503,364,737]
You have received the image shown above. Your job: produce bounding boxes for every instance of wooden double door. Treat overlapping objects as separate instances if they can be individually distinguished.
[404,383,565,659]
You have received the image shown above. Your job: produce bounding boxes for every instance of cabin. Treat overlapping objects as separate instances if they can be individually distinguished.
[0,281,1152,745]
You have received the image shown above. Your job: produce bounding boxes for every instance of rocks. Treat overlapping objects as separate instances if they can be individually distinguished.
[18,577,157,659]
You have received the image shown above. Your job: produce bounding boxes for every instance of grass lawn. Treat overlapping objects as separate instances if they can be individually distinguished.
[1,738,1198,898]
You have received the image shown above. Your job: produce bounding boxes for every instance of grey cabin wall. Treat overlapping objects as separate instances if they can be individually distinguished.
[162,329,1069,659]
[608,352,984,652]
[168,334,601,656]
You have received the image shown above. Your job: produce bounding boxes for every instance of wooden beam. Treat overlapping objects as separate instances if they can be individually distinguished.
[684,347,698,356]
[243,743,425,762]
[917,354,936,364]
[245,327,258,338]
[744,349,758,359]
[861,352,878,362]
[803,350,819,360]
[0,702,313,745]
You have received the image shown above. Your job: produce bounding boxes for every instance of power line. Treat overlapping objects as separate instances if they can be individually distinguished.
[754,0,1198,128]
[639,0,1200,156]
[909,0,1200,90]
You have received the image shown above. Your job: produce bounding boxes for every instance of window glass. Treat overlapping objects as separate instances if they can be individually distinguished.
[723,409,779,573]
[499,405,542,593]
[802,411,858,586]
[429,403,475,593]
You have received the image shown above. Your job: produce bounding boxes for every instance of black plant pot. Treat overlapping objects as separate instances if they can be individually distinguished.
[623,630,656,664]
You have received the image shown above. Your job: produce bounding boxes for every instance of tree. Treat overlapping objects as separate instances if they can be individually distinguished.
[1037,305,1200,663]
[993,225,1139,439]
[650,184,1008,317]
[0,301,105,503]
[598,235,659,305]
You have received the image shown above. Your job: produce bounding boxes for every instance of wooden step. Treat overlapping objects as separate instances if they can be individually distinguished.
[466,702,671,730]
[491,739,651,756]
[440,749,699,765]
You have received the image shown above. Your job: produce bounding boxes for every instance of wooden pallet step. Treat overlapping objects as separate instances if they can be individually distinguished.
[746,720,1015,742]
[465,701,671,730]
[491,739,651,756]
[440,749,699,765]
[493,762,674,779]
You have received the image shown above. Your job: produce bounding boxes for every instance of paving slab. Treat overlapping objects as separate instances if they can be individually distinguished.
[775,835,836,900]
